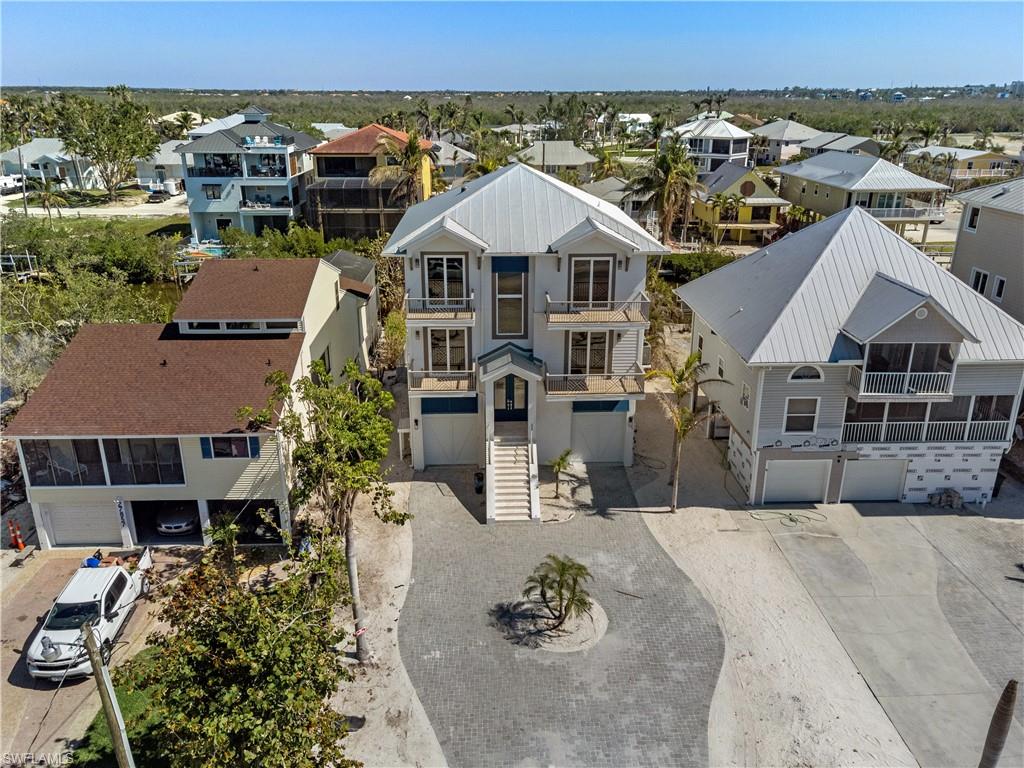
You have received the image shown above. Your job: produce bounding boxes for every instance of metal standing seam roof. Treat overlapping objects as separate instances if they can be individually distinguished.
[776,151,948,192]
[513,141,598,167]
[382,162,667,255]
[906,146,995,162]
[750,119,823,142]
[799,131,846,150]
[672,118,751,140]
[177,120,319,154]
[675,206,1024,364]
[954,177,1024,215]
[433,140,477,167]
[478,343,544,380]
[696,162,789,206]
[1,137,77,166]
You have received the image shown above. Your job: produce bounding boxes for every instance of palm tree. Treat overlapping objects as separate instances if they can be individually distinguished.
[626,137,704,248]
[549,449,572,499]
[172,110,197,139]
[645,351,728,512]
[974,127,995,150]
[414,98,434,136]
[708,191,729,244]
[522,554,593,632]
[3,94,46,214]
[916,121,939,148]
[712,93,728,117]
[505,103,525,145]
[369,129,436,206]
[591,145,624,181]
[30,177,70,222]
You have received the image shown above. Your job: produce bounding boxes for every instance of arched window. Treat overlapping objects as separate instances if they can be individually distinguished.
[788,365,823,382]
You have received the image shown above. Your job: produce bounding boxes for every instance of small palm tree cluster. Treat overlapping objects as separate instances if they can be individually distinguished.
[549,448,572,499]
[522,554,594,632]
[627,136,704,247]
[369,129,437,206]
[708,192,744,244]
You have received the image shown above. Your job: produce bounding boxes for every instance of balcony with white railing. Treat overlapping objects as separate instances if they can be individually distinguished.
[949,167,1015,179]
[843,419,1011,444]
[544,292,650,328]
[545,365,645,398]
[404,291,476,325]
[849,367,954,399]
[862,206,945,222]
[408,366,477,395]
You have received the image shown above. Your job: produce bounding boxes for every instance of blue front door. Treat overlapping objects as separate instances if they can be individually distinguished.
[494,375,527,421]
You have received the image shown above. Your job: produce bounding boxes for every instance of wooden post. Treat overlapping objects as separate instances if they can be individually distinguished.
[82,624,136,768]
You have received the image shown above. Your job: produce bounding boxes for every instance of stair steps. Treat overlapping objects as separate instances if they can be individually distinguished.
[491,437,533,522]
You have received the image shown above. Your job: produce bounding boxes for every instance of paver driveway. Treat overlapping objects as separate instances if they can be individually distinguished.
[399,466,724,768]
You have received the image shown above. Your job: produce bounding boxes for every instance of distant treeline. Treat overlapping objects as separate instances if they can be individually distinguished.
[4,86,1023,138]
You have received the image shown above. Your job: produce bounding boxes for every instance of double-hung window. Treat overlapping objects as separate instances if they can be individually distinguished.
[784,398,819,433]
[428,328,467,371]
[203,184,221,200]
[495,272,526,336]
[696,333,704,362]
[991,276,1006,303]
[965,206,980,231]
[569,331,608,375]
[425,255,465,307]
[970,268,989,295]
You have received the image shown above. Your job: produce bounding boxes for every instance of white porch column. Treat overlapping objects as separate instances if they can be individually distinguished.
[276,498,292,541]
[410,397,425,471]
[114,497,134,548]
[623,401,637,467]
[197,499,212,545]
[29,502,52,550]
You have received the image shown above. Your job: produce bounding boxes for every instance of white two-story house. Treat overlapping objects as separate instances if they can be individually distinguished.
[677,206,1024,506]
[667,118,751,175]
[7,258,377,549]
[177,106,320,241]
[383,163,668,522]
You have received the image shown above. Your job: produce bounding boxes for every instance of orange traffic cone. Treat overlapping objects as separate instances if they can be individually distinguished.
[6,520,15,550]
[13,523,25,552]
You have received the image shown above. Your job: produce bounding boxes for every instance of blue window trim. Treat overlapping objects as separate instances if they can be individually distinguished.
[421,396,479,414]
[491,256,529,273]
[200,435,262,459]
[200,437,213,459]
[572,400,628,413]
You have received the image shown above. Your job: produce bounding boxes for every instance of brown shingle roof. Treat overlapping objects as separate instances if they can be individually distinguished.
[310,123,432,155]
[6,324,305,436]
[173,258,320,321]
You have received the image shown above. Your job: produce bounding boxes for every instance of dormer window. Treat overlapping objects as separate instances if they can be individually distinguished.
[789,366,823,381]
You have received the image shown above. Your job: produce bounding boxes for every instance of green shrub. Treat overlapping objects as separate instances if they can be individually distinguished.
[661,249,734,285]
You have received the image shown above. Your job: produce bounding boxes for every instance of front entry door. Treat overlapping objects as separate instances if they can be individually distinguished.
[494,375,527,421]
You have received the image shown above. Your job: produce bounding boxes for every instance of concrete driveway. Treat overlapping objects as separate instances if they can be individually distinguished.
[0,548,186,758]
[768,501,1024,768]
[400,465,724,767]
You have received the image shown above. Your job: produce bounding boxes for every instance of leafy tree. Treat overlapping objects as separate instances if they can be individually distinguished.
[1,94,49,213]
[369,128,436,205]
[522,554,594,632]
[627,137,704,248]
[374,310,406,370]
[549,449,572,499]
[645,352,728,512]
[249,359,406,664]
[137,520,357,767]
[49,92,92,189]
[645,266,684,354]
[55,85,160,200]
[660,248,734,284]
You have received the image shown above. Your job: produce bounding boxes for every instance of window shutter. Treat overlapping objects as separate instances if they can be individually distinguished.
[200,437,213,459]
[248,436,261,459]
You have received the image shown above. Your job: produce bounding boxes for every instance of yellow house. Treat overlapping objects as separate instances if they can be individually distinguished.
[691,161,790,244]
[905,146,1020,182]
[308,123,433,240]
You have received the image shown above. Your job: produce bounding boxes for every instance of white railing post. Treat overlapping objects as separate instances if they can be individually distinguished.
[485,437,496,523]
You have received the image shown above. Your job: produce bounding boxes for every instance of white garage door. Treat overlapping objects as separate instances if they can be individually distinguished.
[48,502,122,546]
[841,459,906,501]
[571,412,627,463]
[423,414,478,466]
[763,460,830,503]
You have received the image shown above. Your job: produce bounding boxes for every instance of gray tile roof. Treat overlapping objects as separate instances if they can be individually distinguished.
[177,120,319,154]
[799,131,845,150]
[954,177,1024,215]
[675,206,1024,364]
[750,119,822,142]
[383,162,667,256]
[702,161,753,195]
[672,118,751,140]
[777,151,948,192]
[433,140,476,167]
[823,135,878,153]
[579,175,630,204]
[324,249,375,282]
[513,141,597,167]
[1,137,76,165]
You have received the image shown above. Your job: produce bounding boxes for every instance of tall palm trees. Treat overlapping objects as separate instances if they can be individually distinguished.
[916,121,939,148]
[645,352,727,512]
[3,94,47,214]
[369,129,436,206]
[29,177,70,222]
[627,136,704,247]
[590,145,624,181]
[505,103,526,145]
[708,192,742,245]
[172,110,198,139]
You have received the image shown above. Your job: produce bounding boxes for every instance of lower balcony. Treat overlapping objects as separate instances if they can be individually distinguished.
[545,368,644,397]
[842,419,1011,444]
[408,368,477,394]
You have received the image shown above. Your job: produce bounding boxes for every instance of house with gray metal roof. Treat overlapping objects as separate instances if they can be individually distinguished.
[750,119,823,164]
[777,151,949,237]
[951,178,1024,324]
[667,118,752,175]
[383,162,667,522]
[905,145,1020,182]
[675,205,1024,507]
[579,175,655,226]
[134,139,186,193]
[799,132,881,158]
[512,141,598,181]
[176,107,320,241]
[0,137,100,189]
[432,140,477,180]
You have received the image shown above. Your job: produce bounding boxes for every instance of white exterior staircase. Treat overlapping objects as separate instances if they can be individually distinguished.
[486,426,541,523]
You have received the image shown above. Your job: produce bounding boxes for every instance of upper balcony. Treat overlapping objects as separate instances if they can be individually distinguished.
[862,205,945,222]
[404,292,475,326]
[545,365,645,398]
[849,366,953,400]
[949,167,1015,180]
[544,292,650,329]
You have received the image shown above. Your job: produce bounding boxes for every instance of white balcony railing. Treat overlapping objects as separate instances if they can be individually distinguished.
[949,167,1014,179]
[852,369,953,396]
[863,206,945,220]
[545,367,645,396]
[544,292,651,325]
[408,367,476,393]
[844,419,1010,444]
[404,292,475,320]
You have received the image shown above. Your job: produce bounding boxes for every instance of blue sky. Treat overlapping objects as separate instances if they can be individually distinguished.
[3,2,1021,90]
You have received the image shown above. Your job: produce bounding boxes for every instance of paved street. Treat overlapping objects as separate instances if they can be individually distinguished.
[400,466,724,767]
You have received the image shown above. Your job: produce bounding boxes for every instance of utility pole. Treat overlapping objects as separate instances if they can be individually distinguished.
[82,624,136,768]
